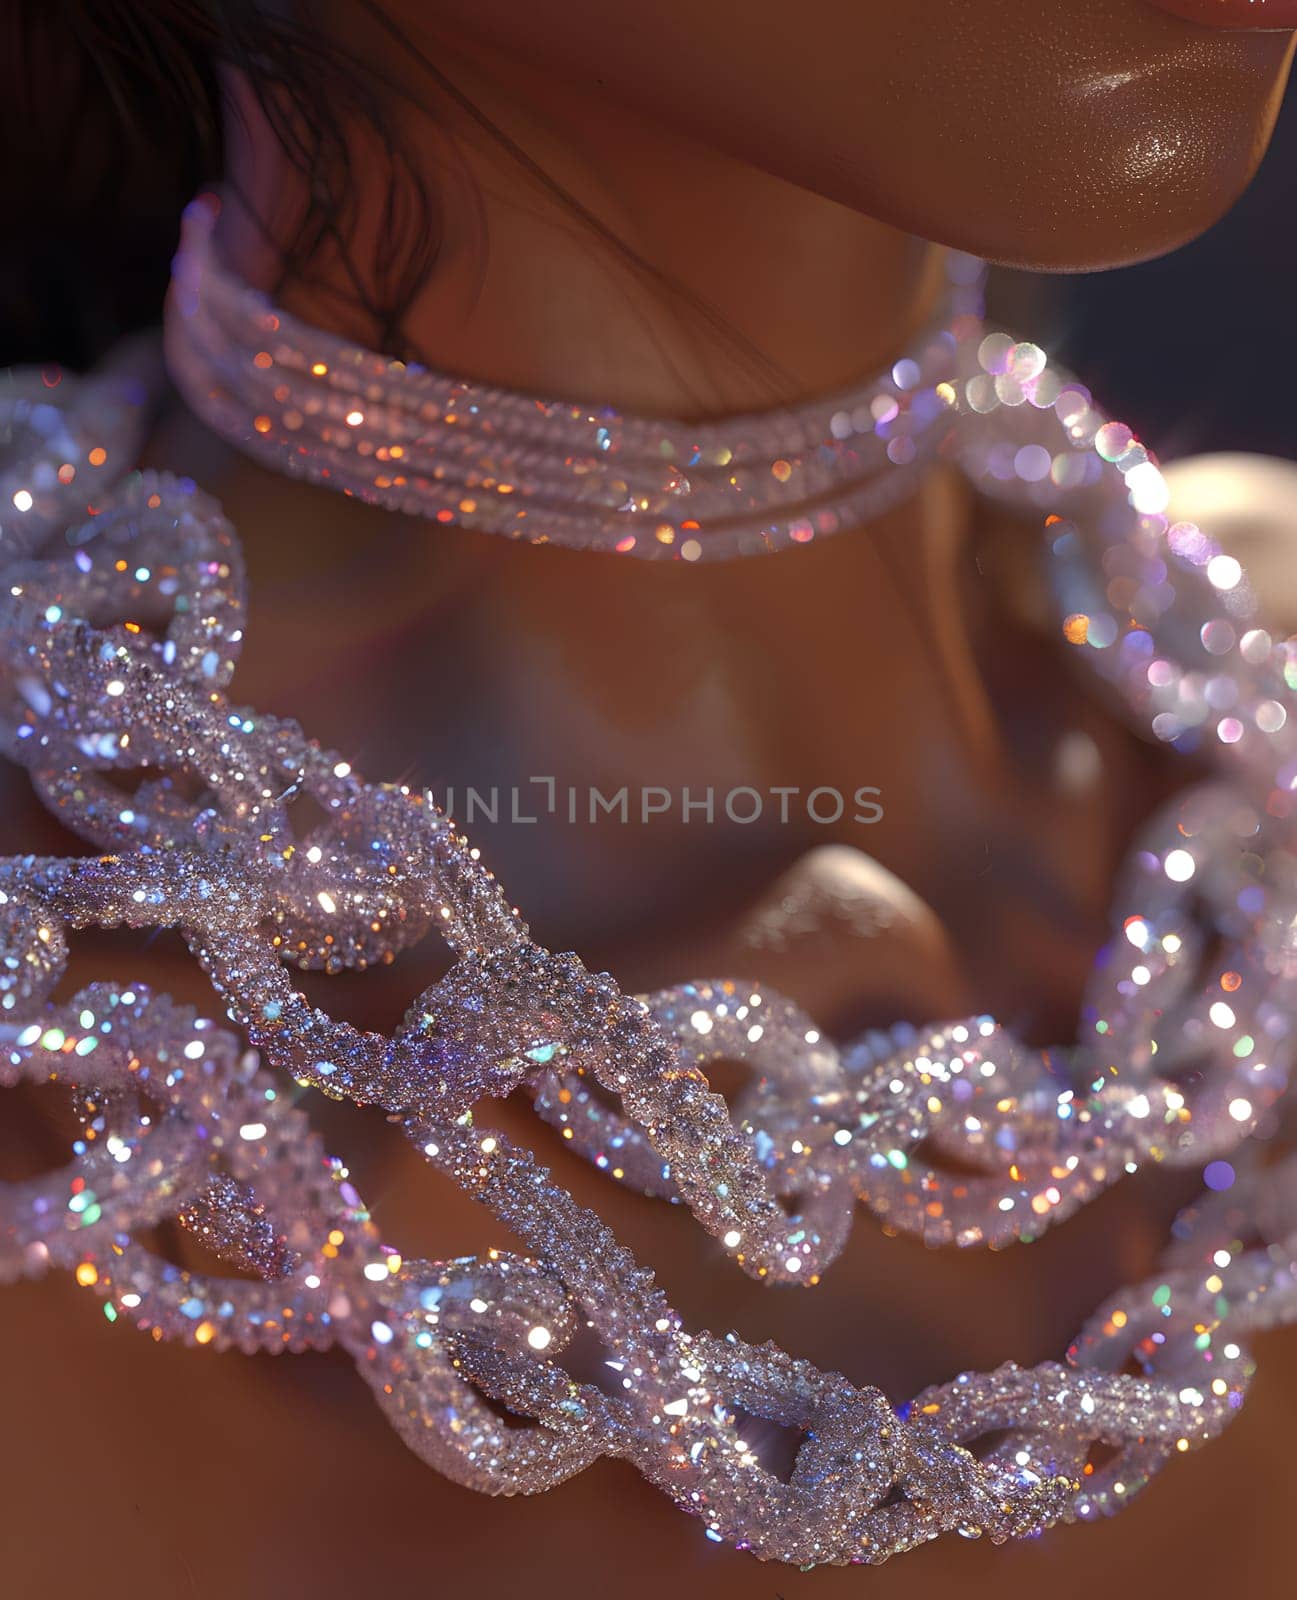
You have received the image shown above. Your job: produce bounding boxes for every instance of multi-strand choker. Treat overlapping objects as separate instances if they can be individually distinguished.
[1,196,1296,1566]
[166,196,980,559]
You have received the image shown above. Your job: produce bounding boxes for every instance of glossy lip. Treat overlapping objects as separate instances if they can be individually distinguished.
[1143,0,1297,27]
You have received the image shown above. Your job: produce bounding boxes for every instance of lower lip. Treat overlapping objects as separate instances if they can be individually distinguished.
[1143,0,1297,26]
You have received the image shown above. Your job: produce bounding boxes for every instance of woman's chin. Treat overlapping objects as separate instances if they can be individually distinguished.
[854,35,1295,273]
[930,135,1283,274]
[753,3,1297,275]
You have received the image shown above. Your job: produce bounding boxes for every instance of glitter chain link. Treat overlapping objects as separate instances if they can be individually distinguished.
[3,251,1297,1565]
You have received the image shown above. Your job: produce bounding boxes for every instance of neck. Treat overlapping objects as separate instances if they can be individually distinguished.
[214,21,941,419]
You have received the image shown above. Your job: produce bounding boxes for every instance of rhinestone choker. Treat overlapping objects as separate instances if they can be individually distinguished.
[165,195,981,560]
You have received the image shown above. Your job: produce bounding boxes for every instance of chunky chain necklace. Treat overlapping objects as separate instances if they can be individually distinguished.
[2,195,1296,1567]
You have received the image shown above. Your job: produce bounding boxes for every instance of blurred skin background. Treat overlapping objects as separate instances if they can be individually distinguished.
[3,11,1297,1599]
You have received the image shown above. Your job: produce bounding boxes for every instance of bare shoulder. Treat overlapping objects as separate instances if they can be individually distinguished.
[1162,452,1297,630]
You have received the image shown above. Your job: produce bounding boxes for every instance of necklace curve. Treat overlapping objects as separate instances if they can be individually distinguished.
[2,198,1296,1566]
